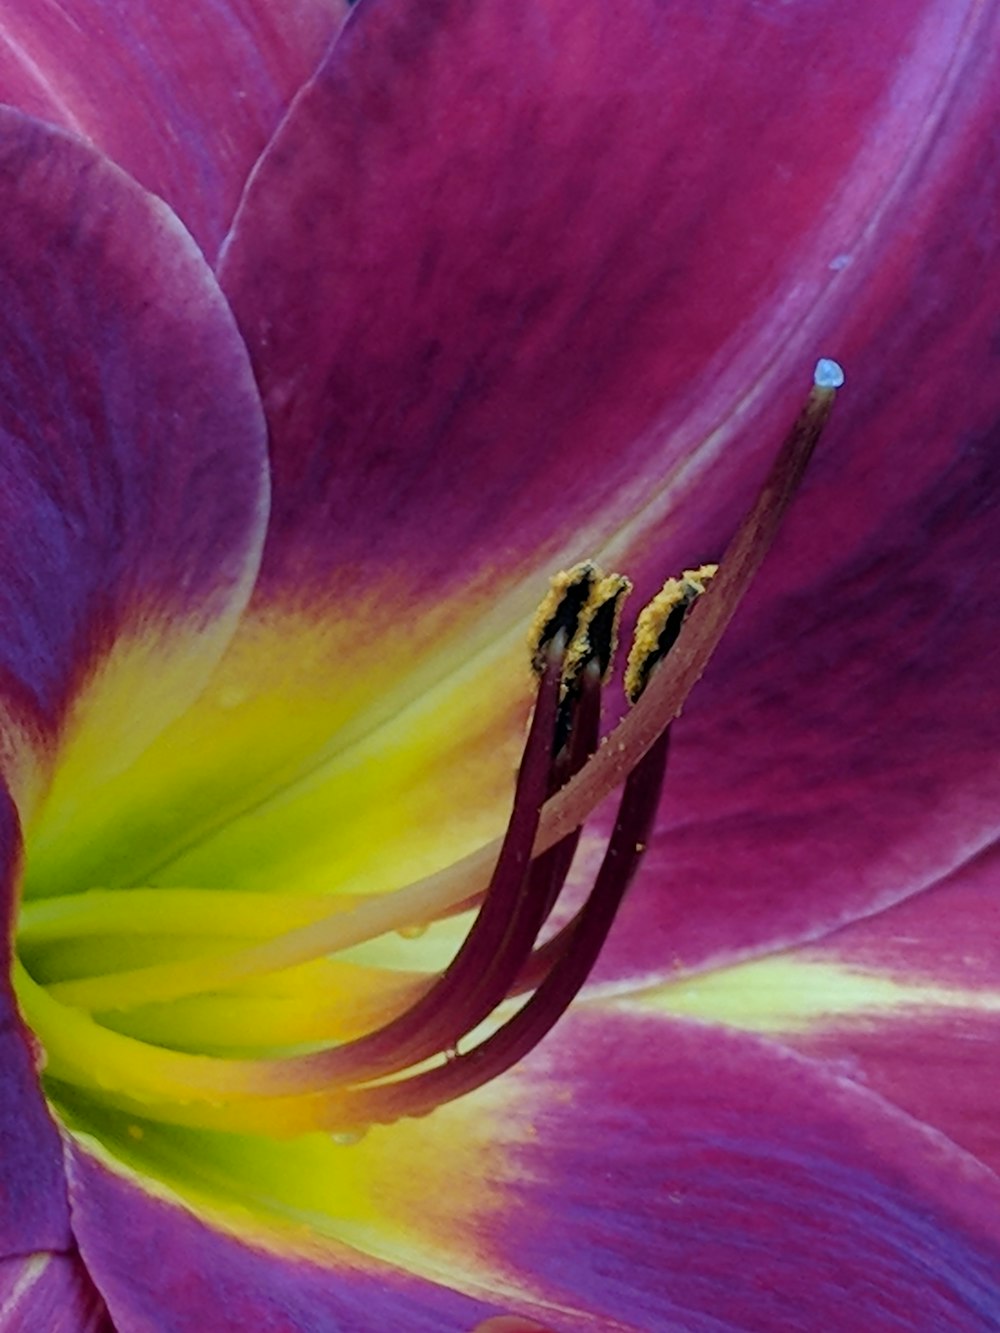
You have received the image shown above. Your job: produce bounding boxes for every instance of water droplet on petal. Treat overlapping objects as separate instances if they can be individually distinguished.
[330,1127,369,1146]
[396,922,428,940]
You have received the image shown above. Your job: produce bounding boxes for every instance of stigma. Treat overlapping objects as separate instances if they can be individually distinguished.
[15,361,843,1139]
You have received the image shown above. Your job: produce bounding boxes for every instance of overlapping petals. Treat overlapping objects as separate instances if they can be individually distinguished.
[49,998,1000,1331]
[1,0,999,1326]
[0,0,346,258]
[0,99,266,1294]
[0,1249,110,1332]
[713,846,1000,1178]
[0,106,269,834]
[27,0,997,926]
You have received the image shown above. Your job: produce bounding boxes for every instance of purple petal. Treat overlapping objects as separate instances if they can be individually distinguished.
[65,1147,537,1333]
[0,794,69,1256]
[476,1008,1000,1330]
[160,0,998,906]
[0,108,267,817]
[0,1250,111,1332]
[65,1005,1000,1330]
[781,843,1000,1178]
[219,0,967,604]
[0,0,347,258]
[579,0,1000,983]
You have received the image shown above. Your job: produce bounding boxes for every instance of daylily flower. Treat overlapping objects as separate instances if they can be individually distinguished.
[1,0,1000,1329]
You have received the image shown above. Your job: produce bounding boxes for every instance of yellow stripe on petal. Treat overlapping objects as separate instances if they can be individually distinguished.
[23,595,527,905]
[57,1051,533,1291]
[21,615,262,837]
[610,955,1000,1032]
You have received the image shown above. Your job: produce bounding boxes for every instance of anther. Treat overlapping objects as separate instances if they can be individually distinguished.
[624,563,717,704]
[562,573,632,687]
[18,361,842,1138]
[528,561,600,676]
[556,572,631,753]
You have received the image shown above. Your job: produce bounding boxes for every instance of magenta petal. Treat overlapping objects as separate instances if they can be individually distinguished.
[480,1008,1000,1331]
[786,844,1000,1177]
[65,1150,524,1333]
[0,0,346,258]
[470,1322,555,1333]
[582,6,1000,983]
[219,0,966,603]
[0,795,68,1256]
[0,108,267,773]
[0,1250,110,1332]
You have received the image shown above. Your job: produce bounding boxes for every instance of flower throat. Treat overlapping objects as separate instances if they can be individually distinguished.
[14,361,843,1140]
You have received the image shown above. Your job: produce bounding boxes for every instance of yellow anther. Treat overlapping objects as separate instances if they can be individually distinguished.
[528,561,602,676]
[563,573,632,689]
[624,564,718,703]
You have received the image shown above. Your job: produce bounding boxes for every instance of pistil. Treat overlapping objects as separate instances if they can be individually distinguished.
[17,360,843,1136]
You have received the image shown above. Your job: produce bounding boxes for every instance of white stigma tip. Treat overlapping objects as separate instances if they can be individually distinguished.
[814,357,845,389]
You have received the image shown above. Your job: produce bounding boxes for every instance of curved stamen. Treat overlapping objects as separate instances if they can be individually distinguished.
[17,728,668,1136]
[30,362,841,1052]
[533,660,603,924]
[269,639,564,1084]
[349,730,670,1127]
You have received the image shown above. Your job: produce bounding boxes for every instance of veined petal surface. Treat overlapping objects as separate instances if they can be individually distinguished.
[28,0,995,925]
[633,843,1000,1181]
[65,1145,525,1333]
[0,795,68,1257]
[0,0,347,259]
[0,1250,110,1332]
[0,109,268,828]
[58,1006,1000,1331]
[561,0,1000,985]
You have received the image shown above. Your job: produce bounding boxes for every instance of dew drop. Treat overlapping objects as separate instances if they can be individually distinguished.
[396,922,428,940]
[814,357,845,389]
[330,1127,369,1146]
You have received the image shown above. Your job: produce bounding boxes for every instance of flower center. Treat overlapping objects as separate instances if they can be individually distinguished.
[13,361,842,1142]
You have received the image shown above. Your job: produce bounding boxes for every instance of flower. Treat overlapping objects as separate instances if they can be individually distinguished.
[2,0,1000,1329]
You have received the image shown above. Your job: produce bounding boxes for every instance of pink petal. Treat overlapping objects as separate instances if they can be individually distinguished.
[0,108,267,867]
[168,0,1000,913]
[0,0,347,258]
[0,1250,110,1332]
[578,0,1000,984]
[478,1008,1000,1330]
[0,795,68,1256]
[780,843,1000,1178]
[219,0,968,609]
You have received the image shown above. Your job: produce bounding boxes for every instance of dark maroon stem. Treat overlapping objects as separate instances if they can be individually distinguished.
[352,729,669,1124]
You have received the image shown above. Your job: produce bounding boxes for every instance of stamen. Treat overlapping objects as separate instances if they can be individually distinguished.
[555,571,630,753]
[527,561,599,676]
[350,731,669,1126]
[265,638,565,1084]
[562,573,632,687]
[27,365,842,1082]
[512,360,844,858]
[624,564,717,704]
[533,660,603,925]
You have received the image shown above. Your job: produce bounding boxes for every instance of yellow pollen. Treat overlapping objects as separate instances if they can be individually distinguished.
[526,560,601,676]
[562,572,632,689]
[624,564,719,703]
